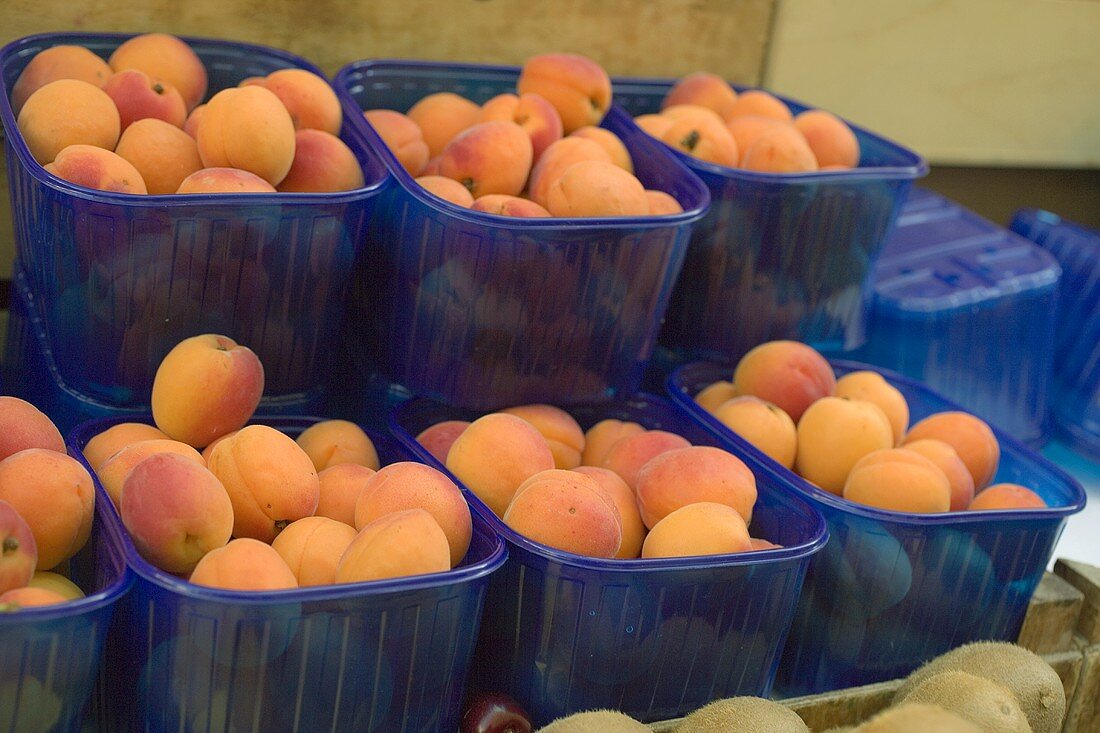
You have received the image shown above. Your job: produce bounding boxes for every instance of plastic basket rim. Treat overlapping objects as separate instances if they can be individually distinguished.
[0,30,391,205]
[388,391,830,572]
[667,358,1089,525]
[65,414,509,606]
[334,58,713,230]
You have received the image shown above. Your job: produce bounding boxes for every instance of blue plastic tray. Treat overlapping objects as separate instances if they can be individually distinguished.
[1010,209,1100,460]
[0,32,390,407]
[668,360,1087,696]
[0,481,132,732]
[389,393,828,726]
[333,59,710,410]
[66,415,507,732]
[854,187,1061,446]
[609,76,927,365]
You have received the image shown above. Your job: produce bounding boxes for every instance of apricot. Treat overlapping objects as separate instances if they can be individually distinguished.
[28,571,84,600]
[725,115,791,164]
[18,80,120,164]
[406,92,482,158]
[660,110,739,167]
[315,463,374,527]
[445,413,555,517]
[115,118,203,195]
[120,453,234,574]
[527,136,611,208]
[437,121,533,198]
[0,500,37,595]
[480,92,563,162]
[277,129,365,193]
[635,446,757,529]
[422,155,441,175]
[733,340,837,422]
[97,438,205,506]
[694,380,738,414]
[573,466,645,559]
[45,145,148,194]
[335,509,451,583]
[569,126,633,173]
[0,449,94,570]
[0,396,64,461]
[255,68,341,135]
[794,109,859,169]
[645,190,683,215]
[470,194,551,217]
[206,425,320,543]
[200,430,237,463]
[749,538,783,551]
[151,334,265,449]
[641,502,751,558]
[713,396,798,469]
[842,448,951,513]
[969,484,1047,511]
[582,419,646,467]
[108,33,207,111]
[84,423,170,472]
[271,516,358,586]
[363,109,429,176]
[545,160,650,217]
[176,167,277,193]
[634,113,673,139]
[903,412,1000,490]
[11,45,113,114]
[0,587,68,610]
[724,89,793,122]
[102,69,186,132]
[503,469,621,558]
[662,72,739,120]
[189,538,297,591]
[354,461,472,566]
[795,397,894,494]
[740,126,819,173]
[415,175,475,207]
[835,371,909,445]
[296,419,379,472]
[517,53,612,134]
[601,430,692,491]
[415,420,470,464]
[500,404,585,469]
[903,439,975,511]
[183,104,204,138]
[196,85,296,186]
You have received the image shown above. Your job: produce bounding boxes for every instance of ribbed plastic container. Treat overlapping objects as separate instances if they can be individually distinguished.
[854,187,1061,446]
[0,488,132,732]
[389,393,828,726]
[0,32,390,407]
[333,60,710,410]
[668,360,1087,696]
[66,415,507,732]
[1010,209,1100,460]
[5,265,321,435]
[610,76,927,364]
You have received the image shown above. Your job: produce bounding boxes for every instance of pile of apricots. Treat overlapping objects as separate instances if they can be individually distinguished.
[79,333,472,591]
[12,33,363,195]
[694,340,1048,514]
[637,71,860,173]
[415,405,781,560]
[364,53,684,218]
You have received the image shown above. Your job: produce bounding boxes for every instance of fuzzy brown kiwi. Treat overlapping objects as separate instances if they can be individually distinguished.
[898,670,1030,732]
[536,709,651,732]
[673,696,810,733]
[854,703,984,732]
[893,641,1064,733]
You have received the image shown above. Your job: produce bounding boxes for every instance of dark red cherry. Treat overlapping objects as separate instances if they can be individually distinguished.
[460,690,533,733]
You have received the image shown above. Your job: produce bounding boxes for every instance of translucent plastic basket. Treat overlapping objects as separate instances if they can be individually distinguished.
[856,187,1061,446]
[389,393,828,726]
[1010,208,1100,460]
[66,415,507,733]
[333,59,710,410]
[0,32,390,407]
[668,360,1086,696]
[610,76,927,364]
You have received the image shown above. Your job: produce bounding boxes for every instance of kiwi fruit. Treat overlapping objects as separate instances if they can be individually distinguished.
[819,728,855,733]
[674,696,810,732]
[854,703,984,732]
[897,670,1030,732]
[894,641,1064,733]
[536,709,651,732]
